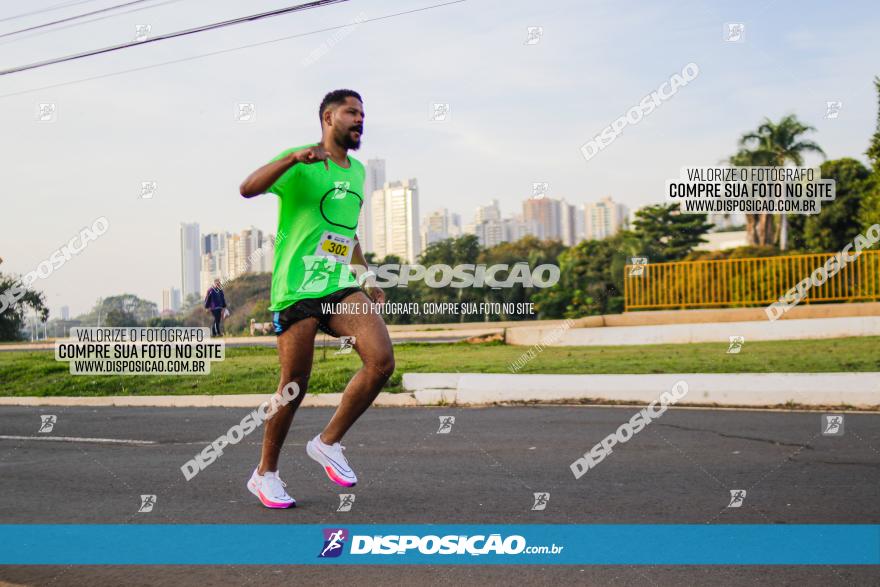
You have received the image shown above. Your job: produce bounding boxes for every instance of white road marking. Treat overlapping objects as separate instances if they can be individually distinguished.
[0,435,155,445]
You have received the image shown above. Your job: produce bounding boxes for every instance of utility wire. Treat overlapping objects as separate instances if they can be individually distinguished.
[0,0,186,48]
[1,0,160,39]
[0,0,350,76]
[0,0,466,99]
[0,0,101,24]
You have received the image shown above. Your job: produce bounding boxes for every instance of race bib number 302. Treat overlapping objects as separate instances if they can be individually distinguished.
[315,231,354,264]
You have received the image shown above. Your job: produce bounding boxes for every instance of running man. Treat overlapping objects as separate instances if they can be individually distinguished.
[239,89,394,508]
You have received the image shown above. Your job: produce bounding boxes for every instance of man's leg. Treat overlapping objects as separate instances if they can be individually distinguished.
[321,290,395,444]
[211,309,222,336]
[257,316,318,474]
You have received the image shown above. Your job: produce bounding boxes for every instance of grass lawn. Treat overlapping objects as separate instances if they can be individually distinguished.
[0,337,877,397]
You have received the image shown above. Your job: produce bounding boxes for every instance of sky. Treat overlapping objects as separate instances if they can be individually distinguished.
[1,0,879,316]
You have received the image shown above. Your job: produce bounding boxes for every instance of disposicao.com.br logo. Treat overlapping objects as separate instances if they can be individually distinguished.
[318,528,563,558]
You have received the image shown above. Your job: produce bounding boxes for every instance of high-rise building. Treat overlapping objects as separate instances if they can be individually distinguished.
[504,215,534,243]
[201,231,227,294]
[560,199,578,246]
[161,288,182,313]
[60,306,69,321]
[449,213,462,237]
[358,158,386,253]
[198,228,272,293]
[468,200,504,247]
[522,197,562,241]
[584,196,629,240]
[575,207,586,243]
[474,219,505,248]
[180,222,201,301]
[238,226,263,276]
[371,179,420,263]
[421,208,461,250]
[259,233,276,273]
[475,199,502,224]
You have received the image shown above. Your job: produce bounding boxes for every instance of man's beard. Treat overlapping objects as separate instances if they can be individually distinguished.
[338,127,362,150]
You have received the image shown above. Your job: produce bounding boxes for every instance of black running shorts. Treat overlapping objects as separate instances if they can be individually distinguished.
[272,287,363,338]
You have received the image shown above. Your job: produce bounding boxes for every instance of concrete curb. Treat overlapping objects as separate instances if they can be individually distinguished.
[401,372,880,408]
[1,372,877,408]
[506,316,880,346]
[0,392,416,408]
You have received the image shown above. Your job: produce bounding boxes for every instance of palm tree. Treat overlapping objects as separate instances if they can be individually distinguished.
[736,115,826,248]
[727,148,773,247]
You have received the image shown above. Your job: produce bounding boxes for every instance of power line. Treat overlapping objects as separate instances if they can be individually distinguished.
[0,0,101,24]
[0,0,466,98]
[0,0,186,48]
[0,0,349,76]
[1,0,160,39]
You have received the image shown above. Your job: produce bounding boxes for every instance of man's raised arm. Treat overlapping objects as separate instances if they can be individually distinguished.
[239,145,330,198]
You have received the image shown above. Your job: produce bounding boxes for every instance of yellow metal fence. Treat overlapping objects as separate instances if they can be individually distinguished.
[624,250,880,310]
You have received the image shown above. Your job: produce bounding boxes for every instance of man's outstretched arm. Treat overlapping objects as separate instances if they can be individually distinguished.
[239,145,330,197]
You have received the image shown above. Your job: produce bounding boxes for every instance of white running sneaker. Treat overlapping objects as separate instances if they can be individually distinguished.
[306,435,357,487]
[247,468,296,508]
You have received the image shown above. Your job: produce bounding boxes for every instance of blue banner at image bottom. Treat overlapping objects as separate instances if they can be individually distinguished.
[1,525,877,565]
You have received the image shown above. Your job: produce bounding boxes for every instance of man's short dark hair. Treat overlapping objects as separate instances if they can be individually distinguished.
[319,89,362,122]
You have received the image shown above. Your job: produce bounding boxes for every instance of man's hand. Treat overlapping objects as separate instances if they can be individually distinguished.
[294,145,329,170]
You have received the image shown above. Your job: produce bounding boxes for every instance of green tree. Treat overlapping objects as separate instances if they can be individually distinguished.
[867,76,880,170]
[728,148,773,246]
[630,203,712,263]
[736,114,826,248]
[412,235,483,323]
[532,233,635,318]
[99,294,158,325]
[788,158,872,251]
[859,76,880,231]
[0,273,49,341]
[479,236,566,321]
[104,308,139,327]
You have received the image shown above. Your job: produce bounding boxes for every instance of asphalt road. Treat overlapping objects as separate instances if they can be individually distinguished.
[0,405,877,586]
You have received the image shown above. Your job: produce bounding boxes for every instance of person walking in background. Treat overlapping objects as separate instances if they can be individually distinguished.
[204,278,227,337]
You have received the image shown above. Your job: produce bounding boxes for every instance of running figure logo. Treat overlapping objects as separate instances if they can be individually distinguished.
[134,24,151,42]
[531,492,550,511]
[524,26,543,45]
[724,23,745,42]
[825,101,843,120]
[318,528,348,558]
[430,103,450,122]
[140,181,157,199]
[332,181,350,199]
[336,336,356,355]
[138,494,156,513]
[821,414,844,436]
[236,103,256,122]
[727,336,744,354]
[298,255,337,293]
[337,494,355,512]
[437,416,455,434]
[532,182,549,199]
[727,489,746,508]
[38,415,57,433]
[37,103,57,122]
[629,257,648,277]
